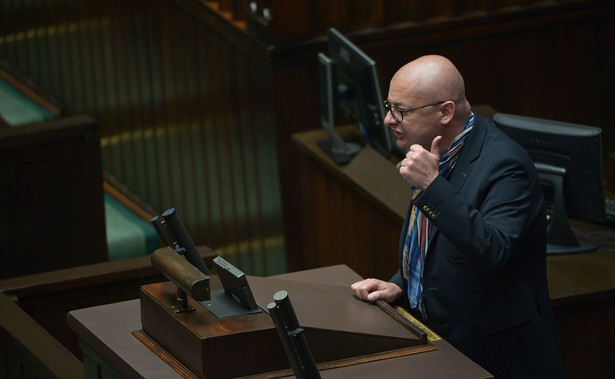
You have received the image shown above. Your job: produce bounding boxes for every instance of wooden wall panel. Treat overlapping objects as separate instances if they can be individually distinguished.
[290,128,404,279]
[553,299,612,378]
[0,116,107,279]
[0,0,285,275]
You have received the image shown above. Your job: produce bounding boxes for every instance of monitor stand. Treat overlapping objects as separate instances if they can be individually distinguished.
[317,129,362,165]
[539,167,597,254]
[200,290,262,318]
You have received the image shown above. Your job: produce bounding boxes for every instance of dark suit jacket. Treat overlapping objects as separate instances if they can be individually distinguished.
[390,113,564,378]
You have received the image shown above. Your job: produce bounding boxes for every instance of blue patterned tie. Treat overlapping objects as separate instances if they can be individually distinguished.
[402,113,474,320]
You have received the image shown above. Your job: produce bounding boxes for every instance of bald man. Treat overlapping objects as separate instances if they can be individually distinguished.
[351,56,564,378]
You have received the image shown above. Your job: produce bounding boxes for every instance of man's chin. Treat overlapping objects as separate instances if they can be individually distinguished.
[395,138,410,151]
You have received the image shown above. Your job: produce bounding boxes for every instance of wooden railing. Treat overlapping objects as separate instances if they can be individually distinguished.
[0,292,84,379]
[200,0,246,26]
[0,248,215,377]
[200,0,601,44]
[0,59,162,279]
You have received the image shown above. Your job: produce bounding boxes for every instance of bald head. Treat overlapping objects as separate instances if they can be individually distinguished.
[392,55,470,115]
[385,55,472,151]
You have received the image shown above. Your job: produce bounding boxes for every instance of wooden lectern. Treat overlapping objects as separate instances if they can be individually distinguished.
[136,265,434,378]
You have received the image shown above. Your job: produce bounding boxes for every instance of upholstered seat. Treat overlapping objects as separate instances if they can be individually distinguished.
[1,74,158,261]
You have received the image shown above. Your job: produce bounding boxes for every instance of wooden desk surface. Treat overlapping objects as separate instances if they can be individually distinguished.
[547,220,615,306]
[68,265,492,378]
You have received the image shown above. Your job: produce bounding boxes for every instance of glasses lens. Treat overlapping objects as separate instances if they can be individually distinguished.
[392,107,402,122]
[385,102,402,122]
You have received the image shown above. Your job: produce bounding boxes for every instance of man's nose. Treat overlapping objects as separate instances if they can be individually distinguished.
[384,111,398,128]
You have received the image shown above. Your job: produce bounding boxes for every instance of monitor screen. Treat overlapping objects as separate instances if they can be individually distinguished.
[493,113,605,254]
[320,28,402,163]
[318,52,336,133]
[317,52,362,164]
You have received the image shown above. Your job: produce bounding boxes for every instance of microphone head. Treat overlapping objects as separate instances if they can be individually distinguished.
[162,208,176,218]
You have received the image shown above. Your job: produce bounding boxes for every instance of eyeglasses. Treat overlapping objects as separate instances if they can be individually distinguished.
[383,100,445,122]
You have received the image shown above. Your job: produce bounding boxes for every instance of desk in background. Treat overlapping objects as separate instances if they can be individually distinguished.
[547,220,615,378]
[288,126,407,279]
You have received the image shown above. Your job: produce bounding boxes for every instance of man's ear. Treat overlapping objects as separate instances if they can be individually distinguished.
[440,101,455,124]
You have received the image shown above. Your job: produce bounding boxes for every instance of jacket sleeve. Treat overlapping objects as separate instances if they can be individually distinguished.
[390,269,403,288]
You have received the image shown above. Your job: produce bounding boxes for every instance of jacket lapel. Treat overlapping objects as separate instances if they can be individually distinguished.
[448,112,486,191]
[427,112,488,246]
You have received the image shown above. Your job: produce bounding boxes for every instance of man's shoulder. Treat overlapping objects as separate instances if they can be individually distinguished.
[476,114,531,159]
[465,114,538,183]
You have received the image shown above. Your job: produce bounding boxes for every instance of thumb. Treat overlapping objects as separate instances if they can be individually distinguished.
[366,291,380,302]
[430,135,443,159]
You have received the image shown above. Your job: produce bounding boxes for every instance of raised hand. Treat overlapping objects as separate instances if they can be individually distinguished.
[399,135,442,190]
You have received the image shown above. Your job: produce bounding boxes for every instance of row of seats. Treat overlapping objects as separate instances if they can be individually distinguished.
[1,65,159,264]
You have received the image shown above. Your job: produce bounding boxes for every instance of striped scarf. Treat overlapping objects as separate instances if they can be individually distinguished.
[402,113,474,320]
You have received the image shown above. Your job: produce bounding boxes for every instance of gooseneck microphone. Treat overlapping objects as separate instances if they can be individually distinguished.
[161,208,211,275]
[268,290,320,379]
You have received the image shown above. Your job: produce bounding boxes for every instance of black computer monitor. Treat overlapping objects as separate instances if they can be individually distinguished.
[317,52,362,164]
[317,28,400,164]
[493,113,605,254]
